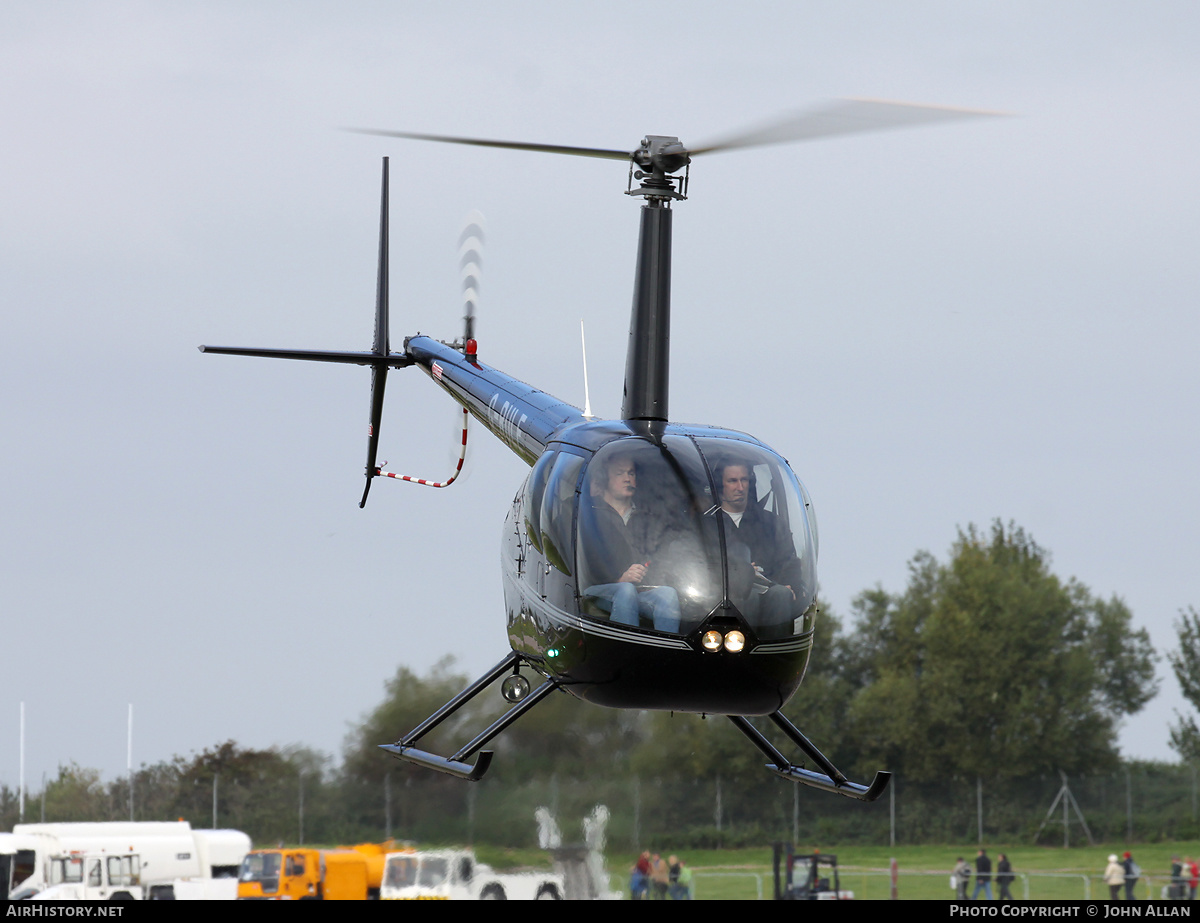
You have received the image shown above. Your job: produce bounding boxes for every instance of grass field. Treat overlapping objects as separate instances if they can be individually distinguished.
[592,843,1200,900]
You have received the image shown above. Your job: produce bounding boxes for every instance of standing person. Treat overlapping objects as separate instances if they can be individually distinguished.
[667,855,682,900]
[1188,856,1198,900]
[669,857,693,900]
[953,856,971,900]
[1122,851,1140,900]
[971,849,993,900]
[649,853,670,900]
[1105,854,1125,900]
[996,854,1015,900]
[1171,856,1185,900]
[630,851,651,900]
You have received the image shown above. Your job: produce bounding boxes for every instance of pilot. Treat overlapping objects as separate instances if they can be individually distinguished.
[713,457,804,630]
[581,452,681,632]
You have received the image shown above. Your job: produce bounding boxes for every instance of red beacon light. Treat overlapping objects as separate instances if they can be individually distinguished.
[465,338,478,362]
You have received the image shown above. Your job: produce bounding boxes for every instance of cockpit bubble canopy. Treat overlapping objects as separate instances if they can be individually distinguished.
[574,435,817,640]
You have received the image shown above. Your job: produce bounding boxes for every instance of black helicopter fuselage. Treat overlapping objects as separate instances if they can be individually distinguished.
[408,335,819,716]
[202,105,984,795]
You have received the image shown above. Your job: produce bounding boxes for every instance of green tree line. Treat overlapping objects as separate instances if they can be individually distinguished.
[5,521,1182,848]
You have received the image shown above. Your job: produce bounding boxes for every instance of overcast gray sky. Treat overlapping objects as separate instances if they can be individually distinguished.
[2,1,1198,790]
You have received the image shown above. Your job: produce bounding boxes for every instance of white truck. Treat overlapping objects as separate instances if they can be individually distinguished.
[0,821,249,900]
[29,851,145,901]
[380,848,564,900]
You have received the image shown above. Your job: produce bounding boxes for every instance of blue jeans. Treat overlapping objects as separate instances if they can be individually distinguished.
[972,880,993,900]
[585,583,681,632]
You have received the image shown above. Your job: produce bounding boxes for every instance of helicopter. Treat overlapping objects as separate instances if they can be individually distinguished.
[202,99,995,801]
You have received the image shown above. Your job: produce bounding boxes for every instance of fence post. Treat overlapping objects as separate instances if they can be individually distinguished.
[890,777,896,847]
[1126,767,1133,840]
[977,776,983,844]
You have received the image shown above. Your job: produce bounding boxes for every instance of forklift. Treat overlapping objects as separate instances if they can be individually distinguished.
[772,844,852,900]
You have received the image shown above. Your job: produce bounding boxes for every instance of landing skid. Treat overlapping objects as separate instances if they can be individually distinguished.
[380,651,558,781]
[382,650,889,801]
[729,712,891,802]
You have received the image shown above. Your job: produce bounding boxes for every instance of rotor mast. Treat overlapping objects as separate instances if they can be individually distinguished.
[622,135,689,423]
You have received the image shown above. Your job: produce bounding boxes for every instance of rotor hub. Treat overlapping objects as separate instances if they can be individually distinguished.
[627,135,690,202]
[632,135,691,175]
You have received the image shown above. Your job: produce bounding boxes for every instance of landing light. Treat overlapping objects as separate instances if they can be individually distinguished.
[700,629,746,653]
[501,674,531,703]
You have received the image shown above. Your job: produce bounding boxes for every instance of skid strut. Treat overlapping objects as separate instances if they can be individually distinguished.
[729,712,891,802]
[380,650,558,781]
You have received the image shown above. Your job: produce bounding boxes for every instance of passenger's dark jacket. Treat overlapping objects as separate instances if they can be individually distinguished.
[581,499,666,585]
[720,505,803,590]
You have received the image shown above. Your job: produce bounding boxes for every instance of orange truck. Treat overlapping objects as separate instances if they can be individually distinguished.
[237,841,401,900]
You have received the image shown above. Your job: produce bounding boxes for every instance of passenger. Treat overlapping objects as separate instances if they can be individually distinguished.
[713,458,804,630]
[581,452,681,632]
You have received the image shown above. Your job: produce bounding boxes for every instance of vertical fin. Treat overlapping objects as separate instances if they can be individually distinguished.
[360,157,390,508]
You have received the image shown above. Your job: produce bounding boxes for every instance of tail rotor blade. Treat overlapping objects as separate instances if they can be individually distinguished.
[458,212,485,344]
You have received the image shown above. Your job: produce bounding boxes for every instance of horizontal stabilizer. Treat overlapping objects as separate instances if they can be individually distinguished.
[198,345,412,368]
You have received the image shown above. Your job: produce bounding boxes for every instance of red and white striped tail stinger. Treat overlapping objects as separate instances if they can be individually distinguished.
[376,406,469,489]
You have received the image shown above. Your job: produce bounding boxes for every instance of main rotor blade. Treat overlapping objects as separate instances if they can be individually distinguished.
[346,127,633,162]
[686,97,1007,156]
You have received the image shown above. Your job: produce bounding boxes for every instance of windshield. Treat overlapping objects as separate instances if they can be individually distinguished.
[106,856,140,888]
[240,852,281,891]
[418,857,449,888]
[50,857,84,886]
[384,856,417,890]
[576,436,816,639]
